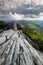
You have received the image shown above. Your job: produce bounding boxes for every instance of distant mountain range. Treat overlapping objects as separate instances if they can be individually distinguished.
[17,20,43,32]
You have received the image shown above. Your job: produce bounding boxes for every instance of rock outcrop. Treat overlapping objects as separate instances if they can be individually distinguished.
[0,22,43,65]
[0,29,43,65]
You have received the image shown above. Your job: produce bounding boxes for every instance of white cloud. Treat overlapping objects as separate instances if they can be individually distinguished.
[23,14,43,20]
[39,12,43,16]
[8,12,43,20]
[9,12,24,20]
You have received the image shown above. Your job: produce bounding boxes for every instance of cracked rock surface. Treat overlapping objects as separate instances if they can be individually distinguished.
[0,29,43,65]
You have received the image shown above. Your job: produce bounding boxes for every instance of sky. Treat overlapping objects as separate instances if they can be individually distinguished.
[0,0,43,20]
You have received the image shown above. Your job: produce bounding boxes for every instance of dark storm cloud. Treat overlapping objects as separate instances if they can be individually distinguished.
[12,4,43,16]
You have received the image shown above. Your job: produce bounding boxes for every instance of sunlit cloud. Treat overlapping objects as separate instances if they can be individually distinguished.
[9,12,24,20]
[8,12,43,20]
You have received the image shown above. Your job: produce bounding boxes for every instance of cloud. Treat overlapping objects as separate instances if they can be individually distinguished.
[8,12,43,20]
[0,0,43,20]
[0,12,43,20]
[9,12,24,20]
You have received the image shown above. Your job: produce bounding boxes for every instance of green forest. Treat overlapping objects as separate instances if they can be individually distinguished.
[21,23,43,51]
